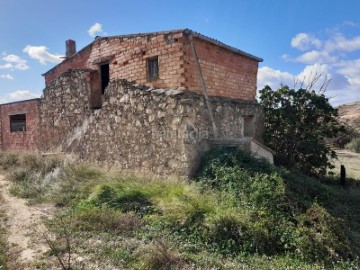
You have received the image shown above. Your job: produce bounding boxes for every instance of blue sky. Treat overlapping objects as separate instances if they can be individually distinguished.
[1,0,360,105]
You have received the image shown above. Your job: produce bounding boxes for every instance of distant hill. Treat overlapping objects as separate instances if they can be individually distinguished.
[338,102,360,132]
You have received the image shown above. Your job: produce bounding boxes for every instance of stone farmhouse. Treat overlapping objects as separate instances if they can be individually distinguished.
[0,29,273,177]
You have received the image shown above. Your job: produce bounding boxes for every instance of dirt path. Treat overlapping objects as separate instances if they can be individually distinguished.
[0,174,56,269]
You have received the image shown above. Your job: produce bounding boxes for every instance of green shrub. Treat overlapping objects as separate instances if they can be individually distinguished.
[205,215,246,255]
[345,137,360,153]
[295,203,354,263]
[90,184,155,217]
[195,147,358,262]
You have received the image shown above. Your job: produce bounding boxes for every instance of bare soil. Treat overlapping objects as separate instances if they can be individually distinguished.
[0,174,57,269]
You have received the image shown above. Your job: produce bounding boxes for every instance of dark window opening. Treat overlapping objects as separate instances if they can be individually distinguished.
[100,63,110,94]
[10,114,26,132]
[147,57,159,80]
[90,70,103,110]
[243,115,254,137]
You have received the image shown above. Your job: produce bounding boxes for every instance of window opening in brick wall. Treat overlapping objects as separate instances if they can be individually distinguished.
[243,115,254,137]
[10,114,26,132]
[147,56,159,80]
[100,63,110,94]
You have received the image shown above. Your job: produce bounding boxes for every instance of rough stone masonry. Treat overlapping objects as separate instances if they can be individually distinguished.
[39,69,264,177]
[0,29,273,177]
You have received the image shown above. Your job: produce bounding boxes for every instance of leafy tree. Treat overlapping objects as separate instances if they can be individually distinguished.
[259,85,343,176]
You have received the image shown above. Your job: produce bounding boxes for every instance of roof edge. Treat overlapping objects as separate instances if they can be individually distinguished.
[0,98,41,106]
[185,29,263,62]
[42,28,263,76]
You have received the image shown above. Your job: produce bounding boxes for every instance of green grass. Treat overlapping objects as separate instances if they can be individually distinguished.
[1,150,360,269]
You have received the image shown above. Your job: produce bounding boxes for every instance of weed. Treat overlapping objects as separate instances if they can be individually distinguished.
[69,206,143,234]
[0,152,20,170]
[0,195,8,270]
[136,239,185,270]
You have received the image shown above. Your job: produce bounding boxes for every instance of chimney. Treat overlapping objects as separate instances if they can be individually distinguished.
[65,39,76,58]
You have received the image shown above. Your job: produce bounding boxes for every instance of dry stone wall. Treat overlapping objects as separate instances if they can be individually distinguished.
[40,69,263,177]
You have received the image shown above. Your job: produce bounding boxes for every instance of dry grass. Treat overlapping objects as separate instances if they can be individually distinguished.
[331,150,360,180]
[0,193,8,269]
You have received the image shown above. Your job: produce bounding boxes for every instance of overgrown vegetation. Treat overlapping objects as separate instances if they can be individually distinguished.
[0,150,359,269]
[259,85,344,176]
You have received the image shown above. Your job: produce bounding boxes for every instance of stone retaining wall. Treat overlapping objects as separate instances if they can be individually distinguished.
[39,69,263,177]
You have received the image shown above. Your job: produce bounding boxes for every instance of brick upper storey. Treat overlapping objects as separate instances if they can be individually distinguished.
[43,29,262,101]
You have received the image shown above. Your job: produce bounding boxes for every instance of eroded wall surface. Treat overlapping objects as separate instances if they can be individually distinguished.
[40,69,263,177]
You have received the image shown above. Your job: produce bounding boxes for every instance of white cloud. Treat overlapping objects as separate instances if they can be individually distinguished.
[336,59,360,88]
[274,27,360,105]
[296,50,337,64]
[88,23,103,37]
[7,90,40,101]
[325,33,360,53]
[0,90,40,104]
[0,74,14,80]
[0,63,13,69]
[296,63,332,90]
[23,45,62,65]
[0,54,29,70]
[257,66,294,89]
[291,33,322,51]
[258,64,360,106]
[258,64,332,91]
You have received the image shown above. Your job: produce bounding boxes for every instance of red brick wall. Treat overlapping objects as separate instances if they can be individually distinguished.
[183,37,259,100]
[0,99,40,151]
[43,31,259,101]
[87,32,186,89]
[44,45,92,85]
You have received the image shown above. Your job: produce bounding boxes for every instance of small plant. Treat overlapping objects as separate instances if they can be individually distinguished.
[69,205,143,233]
[43,217,73,270]
[137,239,185,270]
[0,152,20,170]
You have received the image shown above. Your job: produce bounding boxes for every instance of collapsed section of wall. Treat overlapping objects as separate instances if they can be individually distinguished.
[40,69,264,177]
